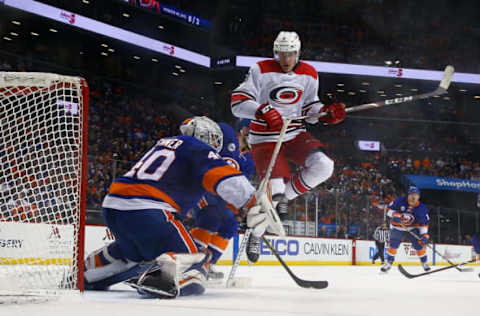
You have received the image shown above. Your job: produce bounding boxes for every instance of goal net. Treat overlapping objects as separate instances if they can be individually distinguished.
[0,72,88,302]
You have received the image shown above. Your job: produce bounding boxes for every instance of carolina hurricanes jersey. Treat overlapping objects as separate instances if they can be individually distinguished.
[102,135,255,215]
[231,59,323,144]
[387,196,429,235]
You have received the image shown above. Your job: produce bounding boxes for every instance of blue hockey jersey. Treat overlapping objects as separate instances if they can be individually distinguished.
[102,135,243,215]
[387,196,429,233]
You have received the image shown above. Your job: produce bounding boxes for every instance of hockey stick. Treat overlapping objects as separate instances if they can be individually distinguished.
[262,236,328,289]
[226,119,291,287]
[400,224,473,273]
[294,65,454,121]
[398,258,477,279]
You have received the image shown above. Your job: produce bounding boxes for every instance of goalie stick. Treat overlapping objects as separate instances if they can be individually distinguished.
[294,65,455,121]
[398,258,477,279]
[262,236,328,289]
[226,119,290,288]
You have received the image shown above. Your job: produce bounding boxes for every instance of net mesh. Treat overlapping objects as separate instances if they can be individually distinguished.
[0,72,87,302]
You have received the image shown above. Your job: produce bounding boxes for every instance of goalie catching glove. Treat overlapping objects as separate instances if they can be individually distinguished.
[243,190,286,237]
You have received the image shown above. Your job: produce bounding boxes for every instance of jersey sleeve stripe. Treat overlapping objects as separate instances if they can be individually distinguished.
[109,182,180,211]
[302,100,322,109]
[202,165,242,194]
[231,93,253,104]
[232,90,256,100]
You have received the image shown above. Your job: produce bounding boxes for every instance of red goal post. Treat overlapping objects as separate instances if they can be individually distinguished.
[0,72,89,301]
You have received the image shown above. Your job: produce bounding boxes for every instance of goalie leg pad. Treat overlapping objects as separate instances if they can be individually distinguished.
[130,251,211,298]
[84,242,145,290]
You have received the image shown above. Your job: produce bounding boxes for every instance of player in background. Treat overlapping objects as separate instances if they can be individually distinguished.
[231,31,346,261]
[473,234,480,278]
[189,122,255,280]
[372,222,389,265]
[82,116,279,298]
[381,186,430,273]
[465,232,480,260]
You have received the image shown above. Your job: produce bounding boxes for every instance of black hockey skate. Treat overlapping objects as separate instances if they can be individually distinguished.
[272,194,288,220]
[422,262,431,272]
[380,262,392,273]
[246,233,261,263]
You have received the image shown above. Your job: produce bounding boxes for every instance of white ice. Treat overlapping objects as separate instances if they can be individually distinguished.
[2,265,478,316]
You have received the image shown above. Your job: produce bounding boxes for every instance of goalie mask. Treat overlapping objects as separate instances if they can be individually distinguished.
[273,31,301,63]
[180,116,223,153]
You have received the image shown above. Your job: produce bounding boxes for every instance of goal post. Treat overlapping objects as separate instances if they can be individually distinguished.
[0,72,89,301]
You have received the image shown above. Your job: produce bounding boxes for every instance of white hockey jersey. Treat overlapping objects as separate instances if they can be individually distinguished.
[231,59,323,144]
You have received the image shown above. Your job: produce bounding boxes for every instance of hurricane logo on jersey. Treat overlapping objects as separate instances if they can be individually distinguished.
[269,86,303,105]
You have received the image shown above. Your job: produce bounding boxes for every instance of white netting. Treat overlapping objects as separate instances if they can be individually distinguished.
[0,72,88,303]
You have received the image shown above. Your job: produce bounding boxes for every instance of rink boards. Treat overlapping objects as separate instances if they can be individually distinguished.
[0,222,75,265]
[82,225,478,267]
[0,223,476,266]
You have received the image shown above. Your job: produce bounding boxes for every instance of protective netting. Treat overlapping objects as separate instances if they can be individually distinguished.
[0,72,88,302]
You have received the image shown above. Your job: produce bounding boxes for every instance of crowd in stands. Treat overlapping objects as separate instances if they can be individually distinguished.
[233,1,479,73]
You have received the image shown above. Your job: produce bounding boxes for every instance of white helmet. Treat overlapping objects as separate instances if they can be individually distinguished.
[179,116,223,153]
[273,31,301,62]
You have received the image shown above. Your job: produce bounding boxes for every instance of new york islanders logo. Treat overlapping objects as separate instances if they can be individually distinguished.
[401,213,415,226]
[269,86,303,105]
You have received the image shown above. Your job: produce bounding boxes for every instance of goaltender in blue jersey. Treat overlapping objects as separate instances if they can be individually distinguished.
[83,116,279,299]
[381,186,431,273]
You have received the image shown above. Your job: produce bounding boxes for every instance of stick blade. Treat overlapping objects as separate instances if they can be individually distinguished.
[439,65,454,90]
[398,264,417,279]
[294,278,329,289]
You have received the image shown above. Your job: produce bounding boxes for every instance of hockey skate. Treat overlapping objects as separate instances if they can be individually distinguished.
[380,262,392,273]
[272,194,289,221]
[207,265,224,281]
[246,233,261,263]
[126,252,211,298]
[422,262,431,272]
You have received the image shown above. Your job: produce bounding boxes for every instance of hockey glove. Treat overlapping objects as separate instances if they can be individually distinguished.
[246,204,269,237]
[419,234,430,247]
[255,103,283,129]
[319,102,346,125]
[244,191,286,237]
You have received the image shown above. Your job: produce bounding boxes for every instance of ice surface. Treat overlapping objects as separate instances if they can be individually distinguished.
[1,265,478,316]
